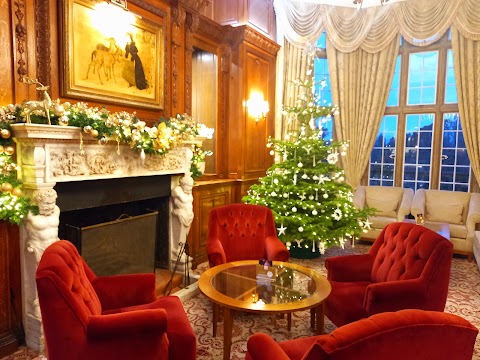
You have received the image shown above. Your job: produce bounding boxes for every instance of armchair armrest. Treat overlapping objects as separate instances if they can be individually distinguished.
[466,192,480,237]
[87,309,167,341]
[92,273,156,311]
[207,236,226,267]
[247,333,290,360]
[397,188,414,221]
[411,189,426,218]
[364,279,426,314]
[325,254,374,282]
[353,186,366,210]
[265,236,290,262]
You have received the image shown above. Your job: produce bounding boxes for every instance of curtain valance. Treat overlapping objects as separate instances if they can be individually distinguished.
[274,0,480,52]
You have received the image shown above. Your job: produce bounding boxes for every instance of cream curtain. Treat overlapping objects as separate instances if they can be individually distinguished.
[281,40,312,137]
[327,35,399,189]
[451,3,480,187]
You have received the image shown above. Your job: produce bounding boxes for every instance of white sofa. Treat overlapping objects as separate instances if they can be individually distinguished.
[353,186,414,241]
[411,189,480,262]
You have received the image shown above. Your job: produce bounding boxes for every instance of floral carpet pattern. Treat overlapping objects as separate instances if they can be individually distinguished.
[2,242,480,360]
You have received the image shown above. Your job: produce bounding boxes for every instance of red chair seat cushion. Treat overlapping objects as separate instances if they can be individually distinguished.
[103,296,196,360]
[325,281,370,327]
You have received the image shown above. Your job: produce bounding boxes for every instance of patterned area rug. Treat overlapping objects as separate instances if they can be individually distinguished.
[2,242,479,360]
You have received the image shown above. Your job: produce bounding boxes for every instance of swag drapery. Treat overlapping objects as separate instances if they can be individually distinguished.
[274,0,480,190]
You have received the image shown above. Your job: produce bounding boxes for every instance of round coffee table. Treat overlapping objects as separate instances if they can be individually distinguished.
[198,260,331,360]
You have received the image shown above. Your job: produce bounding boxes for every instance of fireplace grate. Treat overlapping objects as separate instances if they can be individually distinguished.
[65,210,158,276]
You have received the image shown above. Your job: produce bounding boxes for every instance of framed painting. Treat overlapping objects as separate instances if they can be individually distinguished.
[60,0,165,110]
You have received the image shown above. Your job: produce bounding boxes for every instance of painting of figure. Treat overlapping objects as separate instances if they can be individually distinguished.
[62,0,165,110]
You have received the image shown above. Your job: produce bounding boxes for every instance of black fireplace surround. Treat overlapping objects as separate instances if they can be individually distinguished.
[56,175,171,272]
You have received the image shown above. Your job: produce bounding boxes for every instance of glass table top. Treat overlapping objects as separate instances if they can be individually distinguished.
[210,263,317,305]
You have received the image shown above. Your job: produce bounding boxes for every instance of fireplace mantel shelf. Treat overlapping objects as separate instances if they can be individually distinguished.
[11,123,200,184]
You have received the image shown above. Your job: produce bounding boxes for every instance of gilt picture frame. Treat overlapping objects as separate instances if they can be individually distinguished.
[61,0,165,110]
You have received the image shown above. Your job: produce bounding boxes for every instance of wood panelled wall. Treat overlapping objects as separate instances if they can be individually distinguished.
[0,0,278,353]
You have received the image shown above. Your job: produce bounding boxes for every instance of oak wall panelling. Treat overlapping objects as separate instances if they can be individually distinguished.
[0,223,22,358]
[211,0,276,40]
[227,25,279,182]
[187,179,236,268]
[191,15,229,180]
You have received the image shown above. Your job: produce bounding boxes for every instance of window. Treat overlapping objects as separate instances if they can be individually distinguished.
[314,32,333,141]
[407,52,438,105]
[369,32,471,191]
[369,115,398,186]
[440,113,469,191]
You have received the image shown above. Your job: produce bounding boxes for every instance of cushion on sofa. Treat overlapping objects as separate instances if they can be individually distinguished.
[425,190,470,225]
[427,203,463,224]
[370,216,397,229]
[366,187,404,218]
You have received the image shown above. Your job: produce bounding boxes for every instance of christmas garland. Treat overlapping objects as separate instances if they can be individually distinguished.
[0,100,213,225]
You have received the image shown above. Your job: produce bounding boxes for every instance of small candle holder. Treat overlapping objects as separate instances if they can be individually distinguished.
[416,213,425,225]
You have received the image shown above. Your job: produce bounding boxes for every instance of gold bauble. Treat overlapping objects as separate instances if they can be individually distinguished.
[5,146,15,155]
[0,129,11,139]
[99,136,108,145]
[83,125,92,134]
[53,103,65,116]
[11,188,22,196]
[58,116,69,126]
[0,145,4,153]
[91,129,99,138]
[1,183,13,192]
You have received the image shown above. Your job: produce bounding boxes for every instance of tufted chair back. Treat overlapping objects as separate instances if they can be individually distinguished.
[368,222,453,311]
[207,203,290,267]
[36,241,102,357]
[369,222,452,282]
[325,222,453,327]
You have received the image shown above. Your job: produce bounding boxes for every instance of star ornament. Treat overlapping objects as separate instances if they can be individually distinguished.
[364,218,372,230]
[277,224,287,236]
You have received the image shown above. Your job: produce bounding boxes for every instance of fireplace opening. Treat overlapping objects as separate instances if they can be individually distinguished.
[55,176,172,273]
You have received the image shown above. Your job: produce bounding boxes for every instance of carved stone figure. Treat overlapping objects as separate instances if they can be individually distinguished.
[21,188,60,350]
[172,174,194,227]
[170,174,194,273]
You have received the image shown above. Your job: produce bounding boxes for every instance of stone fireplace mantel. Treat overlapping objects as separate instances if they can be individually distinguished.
[12,123,201,351]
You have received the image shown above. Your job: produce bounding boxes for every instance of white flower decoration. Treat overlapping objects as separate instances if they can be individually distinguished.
[333,208,343,221]
[327,152,338,164]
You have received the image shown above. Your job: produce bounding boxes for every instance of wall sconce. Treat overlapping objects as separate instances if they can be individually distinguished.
[245,91,269,122]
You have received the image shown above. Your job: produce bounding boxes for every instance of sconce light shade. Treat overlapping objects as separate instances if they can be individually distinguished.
[246,91,269,122]
[110,0,128,9]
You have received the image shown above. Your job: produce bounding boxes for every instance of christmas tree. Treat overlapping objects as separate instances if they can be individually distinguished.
[242,69,373,257]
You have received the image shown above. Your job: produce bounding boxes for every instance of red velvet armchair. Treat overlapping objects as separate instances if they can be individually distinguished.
[207,203,290,267]
[325,222,453,327]
[36,240,196,360]
[245,309,478,360]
